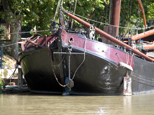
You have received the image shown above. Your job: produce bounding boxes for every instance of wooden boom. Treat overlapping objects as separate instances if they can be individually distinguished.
[132,29,154,41]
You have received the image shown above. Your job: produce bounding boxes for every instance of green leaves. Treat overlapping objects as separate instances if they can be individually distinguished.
[1,0,154,36]
[147,3,154,20]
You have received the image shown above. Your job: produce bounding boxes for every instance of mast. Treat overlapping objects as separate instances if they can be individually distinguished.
[111,0,147,38]
[111,0,121,36]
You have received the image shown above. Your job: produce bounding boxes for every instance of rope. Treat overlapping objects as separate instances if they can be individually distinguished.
[72,36,87,80]
[1,42,19,47]
[116,51,134,67]
[115,52,123,62]
[48,40,67,87]
[73,13,154,30]
[25,35,67,87]
[136,44,144,51]
[48,49,67,87]
[0,29,50,36]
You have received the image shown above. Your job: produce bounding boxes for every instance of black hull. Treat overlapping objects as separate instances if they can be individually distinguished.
[18,48,65,94]
[131,56,154,94]
[18,31,154,95]
[63,48,128,95]
[18,45,130,95]
[18,47,154,95]
[64,48,154,95]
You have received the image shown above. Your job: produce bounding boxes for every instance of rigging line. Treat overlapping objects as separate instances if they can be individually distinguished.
[73,13,154,30]
[115,52,123,62]
[71,0,78,29]
[61,0,63,6]
[0,29,50,36]
[53,0,61,21]
[69,0,72,12]
[2,42,19,47]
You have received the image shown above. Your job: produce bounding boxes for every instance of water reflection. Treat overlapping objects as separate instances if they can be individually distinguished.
[0,93,154,115]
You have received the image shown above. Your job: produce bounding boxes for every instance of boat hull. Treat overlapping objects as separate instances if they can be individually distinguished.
[18,48,65,94]
[131,56,154,94]
[18,30,154,95]
[64,48,128,95]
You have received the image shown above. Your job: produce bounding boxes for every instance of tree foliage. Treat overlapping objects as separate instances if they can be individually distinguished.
[0,0,110,35]
[0,0,154,36]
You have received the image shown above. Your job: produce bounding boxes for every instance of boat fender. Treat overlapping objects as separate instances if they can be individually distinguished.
[119,62,133,71]
[123,76,132,96]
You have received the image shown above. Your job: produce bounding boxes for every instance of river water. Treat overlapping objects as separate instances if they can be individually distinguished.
[0,92,154,115]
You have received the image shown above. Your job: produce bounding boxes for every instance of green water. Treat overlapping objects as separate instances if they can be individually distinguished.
[0,93,154,115]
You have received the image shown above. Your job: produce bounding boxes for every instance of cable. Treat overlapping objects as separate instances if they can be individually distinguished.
[73,13,154,30]
[0,29,50,36]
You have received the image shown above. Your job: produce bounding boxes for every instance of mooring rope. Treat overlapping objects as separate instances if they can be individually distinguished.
[46,37,67,87]
[72,36,87,80]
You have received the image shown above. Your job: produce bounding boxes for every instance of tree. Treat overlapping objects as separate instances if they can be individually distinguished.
[0,0,57,59]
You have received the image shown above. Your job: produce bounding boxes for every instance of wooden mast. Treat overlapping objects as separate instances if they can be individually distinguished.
[111,0,121,36]
[102,0,121,45]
